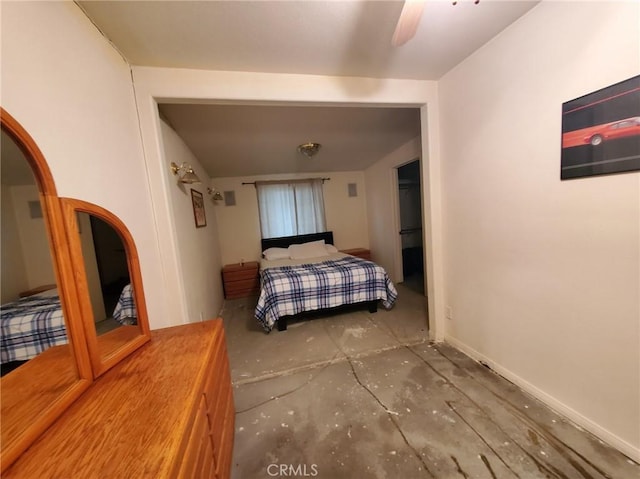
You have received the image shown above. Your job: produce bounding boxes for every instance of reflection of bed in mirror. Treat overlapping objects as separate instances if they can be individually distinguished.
[0,282,136,375]
[0,287,66,375]
[0,148,133,371]
[111,283,137,325]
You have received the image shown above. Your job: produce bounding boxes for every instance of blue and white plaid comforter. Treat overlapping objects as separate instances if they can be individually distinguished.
[1,293,68,363]
[112,283,137,325]
[255,256,398,331]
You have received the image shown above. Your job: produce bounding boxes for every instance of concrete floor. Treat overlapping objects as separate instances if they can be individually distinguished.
[222,284,638,479]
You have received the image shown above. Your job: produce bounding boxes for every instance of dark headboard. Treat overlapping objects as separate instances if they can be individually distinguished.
[261,231,334,252]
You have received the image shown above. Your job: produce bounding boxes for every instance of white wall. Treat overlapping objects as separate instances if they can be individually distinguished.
[1,2,169,327]
[213,171,368,265]
[1,189,29,302]
[159,120,224,321]
[439,1,640,459]
[7,185,55,291]
[365,137,421,283]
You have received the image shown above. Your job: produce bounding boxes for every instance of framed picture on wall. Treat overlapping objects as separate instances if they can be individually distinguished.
[561,75,640,180]
[191,189,206,228]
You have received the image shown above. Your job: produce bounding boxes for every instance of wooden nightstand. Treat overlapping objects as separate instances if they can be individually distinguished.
[221,261,260,299]
[340,248,372,261]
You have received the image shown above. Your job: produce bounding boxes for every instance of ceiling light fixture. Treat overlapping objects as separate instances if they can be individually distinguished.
[170,161,201,184]
[297,142,321,158]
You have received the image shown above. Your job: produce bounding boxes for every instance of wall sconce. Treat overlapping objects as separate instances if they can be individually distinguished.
[207,187,224,201]
[170,162,201,184]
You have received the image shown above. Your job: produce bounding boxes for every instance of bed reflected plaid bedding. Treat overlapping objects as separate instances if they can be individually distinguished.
[1,293,67,363]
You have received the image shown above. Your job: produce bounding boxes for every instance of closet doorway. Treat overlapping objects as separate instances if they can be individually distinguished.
[397,159,424,295]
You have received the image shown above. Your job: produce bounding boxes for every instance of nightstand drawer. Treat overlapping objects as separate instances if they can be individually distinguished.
[223,269,259,282]
[224,278,259,293]
[222,261,259,299]
[225,288,258,300]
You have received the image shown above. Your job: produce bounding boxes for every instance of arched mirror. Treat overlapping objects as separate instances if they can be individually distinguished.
[0,109,151,471]
[0,110,92,471]
[61,199,150,377]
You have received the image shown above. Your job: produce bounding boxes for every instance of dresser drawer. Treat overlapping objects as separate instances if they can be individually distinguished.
[215,394,235,479]
[203,335,228,417]
[214,394,235,478]
[178,396,215,479]
[210,373,232,447]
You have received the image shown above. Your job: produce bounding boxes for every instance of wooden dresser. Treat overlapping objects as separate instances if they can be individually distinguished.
[4,320,235,479]
[340,248,372,261]
[222,261,259,299]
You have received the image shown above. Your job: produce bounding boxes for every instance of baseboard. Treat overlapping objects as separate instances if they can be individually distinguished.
[444,334,640,463]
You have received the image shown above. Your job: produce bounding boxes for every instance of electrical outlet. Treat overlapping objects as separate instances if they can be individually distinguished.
[446,306,453,320]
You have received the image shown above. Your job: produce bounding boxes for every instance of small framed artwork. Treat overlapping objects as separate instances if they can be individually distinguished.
[190,189,206,228]
[561,75,640,180]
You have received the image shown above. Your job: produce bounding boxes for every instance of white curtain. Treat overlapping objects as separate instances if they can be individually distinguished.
[257,179,326,238]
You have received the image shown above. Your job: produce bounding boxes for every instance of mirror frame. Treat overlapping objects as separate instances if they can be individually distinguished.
[60,199,151,377]
[0,108,93,471]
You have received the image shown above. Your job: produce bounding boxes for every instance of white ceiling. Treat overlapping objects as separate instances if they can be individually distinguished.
[159,104,421,177]
[78,0,538,81]
[77,0,539,178]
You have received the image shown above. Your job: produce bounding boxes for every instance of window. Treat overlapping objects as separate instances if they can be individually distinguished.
[256,179,326,238]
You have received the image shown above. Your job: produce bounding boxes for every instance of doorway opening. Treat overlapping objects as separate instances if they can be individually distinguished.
[397,159,424,295]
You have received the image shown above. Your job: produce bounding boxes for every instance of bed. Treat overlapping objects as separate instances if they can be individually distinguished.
[111,283,137,325]
[255,232,398,332]
[0,288,67,365]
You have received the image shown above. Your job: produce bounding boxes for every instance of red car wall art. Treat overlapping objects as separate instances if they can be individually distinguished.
[561,75,640,179]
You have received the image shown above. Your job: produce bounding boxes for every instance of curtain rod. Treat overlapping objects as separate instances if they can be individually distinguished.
[242,177,331,186]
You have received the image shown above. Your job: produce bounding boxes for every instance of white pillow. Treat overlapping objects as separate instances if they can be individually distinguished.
[288,240,329,260]
[262,247,290,261]
[325,244,338,253]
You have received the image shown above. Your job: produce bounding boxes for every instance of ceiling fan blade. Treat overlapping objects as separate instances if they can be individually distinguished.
[391,0,425,47]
